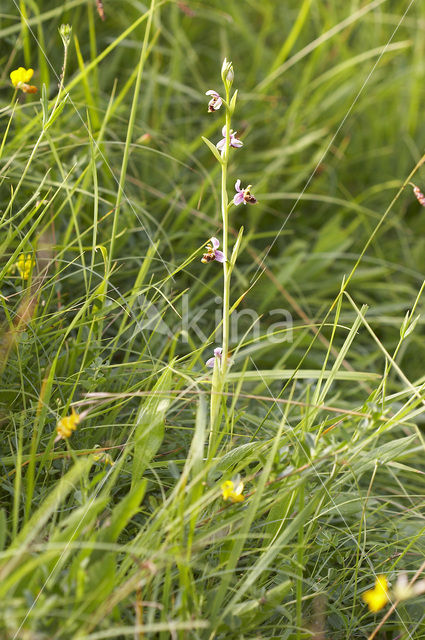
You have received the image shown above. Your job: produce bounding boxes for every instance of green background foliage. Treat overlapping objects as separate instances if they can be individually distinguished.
[1,1,425,638]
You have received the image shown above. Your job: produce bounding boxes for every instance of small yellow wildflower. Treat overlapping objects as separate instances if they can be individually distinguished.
[93,450,114,466]
[221,480,244,503]
[10,67,37,93]
[56,408,80,440]
[16,253,35,280]
[362,575,389,612]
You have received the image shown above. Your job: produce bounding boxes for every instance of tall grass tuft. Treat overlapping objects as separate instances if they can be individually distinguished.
[1,1,425,638]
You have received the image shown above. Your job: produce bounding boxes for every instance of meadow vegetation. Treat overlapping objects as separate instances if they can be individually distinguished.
[1,1,425,638]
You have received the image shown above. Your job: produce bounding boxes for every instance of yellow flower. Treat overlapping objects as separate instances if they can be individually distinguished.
[16,253,35,280]
[93,450,114,465]
[10,67,37,93]
[362,575,389,612]
[221,480,244,503]
[10,67,33,86]
[56,408,80,440]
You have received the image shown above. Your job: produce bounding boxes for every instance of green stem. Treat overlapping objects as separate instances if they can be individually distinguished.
[51,37,69,116]
[296,480,305,639]
[221,88,231,377]
[208,85,231,453]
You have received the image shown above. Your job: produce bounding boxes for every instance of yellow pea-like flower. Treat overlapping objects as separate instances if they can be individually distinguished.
[16,253,35,280]
[93,451,114,466]
[221,479,244,503]
[10,67,37,93]
[56,408,80,440]
[362,575,389,612]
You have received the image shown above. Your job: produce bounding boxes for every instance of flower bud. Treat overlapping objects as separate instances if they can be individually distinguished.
[221,58,234,88]
[59,24,72,47]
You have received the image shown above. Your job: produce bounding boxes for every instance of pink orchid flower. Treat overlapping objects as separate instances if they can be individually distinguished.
[216,126,243,156]
[206,347,223,368]
[233,179,257,205]
[201,237,225,264]
[206,89,223,112]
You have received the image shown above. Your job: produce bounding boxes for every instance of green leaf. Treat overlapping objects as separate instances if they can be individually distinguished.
[230,226,244,269]
[83,552,116,609]
[99,479,147,544]
[351,435,416,476]
[186,394,207,481]
[230,579,291,627]
[229,89,238,114]
[50,496,109,546]
[44,94,69,130]
[40,83,48,127]
[0,458,92,594]
[132,366,173,486]
[91,244,108,315]
[215,441,267,473]
[402,312,420,338]
[10,457,92,552]
[224,369,381,382]
[202,136,223,163]
[209,355,222,431]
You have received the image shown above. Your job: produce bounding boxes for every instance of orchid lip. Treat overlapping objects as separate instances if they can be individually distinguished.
[206,90,222,111]
[206,347,232,368]
[201,237,226,264]
[233,180,257,205]
[206,347,223,368]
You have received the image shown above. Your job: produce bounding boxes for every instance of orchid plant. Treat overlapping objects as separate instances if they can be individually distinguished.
[202,59,257,442]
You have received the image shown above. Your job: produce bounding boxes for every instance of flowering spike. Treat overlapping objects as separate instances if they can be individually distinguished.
[16,253,35,280]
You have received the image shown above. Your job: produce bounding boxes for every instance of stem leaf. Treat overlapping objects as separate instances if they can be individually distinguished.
[202,136,223,164]
[229,89,238,115]
[40,83,48,126]
[131,365,172,487]
[45,95,69,130]
[230,226,244,268]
